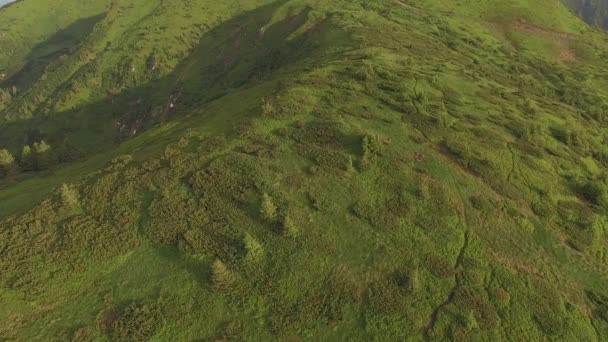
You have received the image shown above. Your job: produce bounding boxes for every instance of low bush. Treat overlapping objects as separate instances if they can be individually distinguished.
[426,255,454,278]
[110,302,162,342]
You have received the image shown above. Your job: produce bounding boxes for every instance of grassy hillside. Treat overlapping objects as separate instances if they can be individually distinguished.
[0,0,281,154]
[2,0,608,340]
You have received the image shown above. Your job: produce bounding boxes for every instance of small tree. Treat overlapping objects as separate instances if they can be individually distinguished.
[33,140,51,154]
[211,259,238,292]
[33,140,53,170]
[0,148,16,177]
[346,155,355,173]
[0,88,12,108]
[60,183,79,209]
[20,145,34,171]
[282,213,299,237]
[0,148,14,164]
[244,233,263,263]
[361,134,382,169]
[260,193,277,221]
[261,97,274,116]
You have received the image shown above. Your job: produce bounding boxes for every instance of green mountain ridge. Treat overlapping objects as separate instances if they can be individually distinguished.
[2,0,608,340]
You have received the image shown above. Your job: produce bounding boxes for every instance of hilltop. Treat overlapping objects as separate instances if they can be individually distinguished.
[2,0,608,340]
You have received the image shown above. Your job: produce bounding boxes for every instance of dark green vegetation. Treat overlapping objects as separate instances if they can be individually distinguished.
[2,0,608,340]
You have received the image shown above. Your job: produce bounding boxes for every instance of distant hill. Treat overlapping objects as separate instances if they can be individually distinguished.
[563,0,608,28]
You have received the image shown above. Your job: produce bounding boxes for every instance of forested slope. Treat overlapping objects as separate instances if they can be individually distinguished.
[2,0,608,340]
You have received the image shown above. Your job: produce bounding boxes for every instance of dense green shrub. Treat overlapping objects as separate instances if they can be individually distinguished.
[96,305,120,333]
[365,269,418,323]
[289,122,334,145]
[146,192,196,246]
[488,286,510,308]
[0,88,14,109]
[532,299,565,335]
[453,286,499,330]
[319,276,358,323]
[469,194,496,212]
[352,197,404,229]
[426,255,454,278]
[307,188,334,212]
[212,320,245,341]
[578,180,608,206]
[443,138,474,165]
[110,303,161,342]
[551,126,588,150]
[71,326,95,342]
[189,154,262,204]
[530,195,555,218]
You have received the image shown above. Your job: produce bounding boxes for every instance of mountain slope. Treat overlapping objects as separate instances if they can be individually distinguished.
[2,0,608,340]
[563,0,608,28]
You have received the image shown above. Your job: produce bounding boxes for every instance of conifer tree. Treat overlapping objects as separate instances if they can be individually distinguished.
[361,134,382,169]
[346,155,355,173]
[0,148,14,166]
[20,145,33,171]
[0,88,12,108]
[282,214,299,237]
[244,233,263,263]
[0,148,16,177]
[60,183,79,209]
[260,193,277,222]
[211,259,237,291]
[33,140,52,170]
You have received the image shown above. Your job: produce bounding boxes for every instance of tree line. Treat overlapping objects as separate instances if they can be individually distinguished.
[0,141,55,178]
